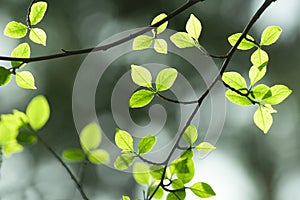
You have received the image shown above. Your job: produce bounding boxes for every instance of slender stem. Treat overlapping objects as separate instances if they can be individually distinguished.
[37,135,89,200]
[157,93,198,105]
[148,0,277,199]
[135,153,166,166]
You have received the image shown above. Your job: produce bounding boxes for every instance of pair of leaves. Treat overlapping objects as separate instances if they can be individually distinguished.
[228,25,282,50]
[133,13,168,54]
[3,1,47,46]
[130,64,178,108]
[170,14,202,48]
[63,123,110,164]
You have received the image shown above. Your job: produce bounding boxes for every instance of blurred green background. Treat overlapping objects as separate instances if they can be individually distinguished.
[0,0,299,199]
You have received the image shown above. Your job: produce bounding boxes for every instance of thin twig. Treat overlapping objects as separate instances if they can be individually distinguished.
[157,93,198,105]
[37,135,89,200]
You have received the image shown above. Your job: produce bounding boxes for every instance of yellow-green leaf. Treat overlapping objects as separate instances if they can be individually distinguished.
[170,32,195,48]
[222,72,247,90]
[115,129,134,152]
[151,13,168,35]
[15,71,36,90]
[129,89,154,108]
[114,154,134,170]
[131,64,152,88]
[62,149,85,162]
[29,28,47,46]
[262,85,292,105]
[154,39,167,54]
[29,1,48,25]
[132,35,153,50]
[155,68,178,91]
[80,122,101,152]
[228,33,256,50]
[4,21,28,38]
[0,67,12,86]
[88,149,110,164]
[138,135,156,154]
[186,14,202,40]
[190,182,216,198]
[250,48,269,67]
[133,162,150,185]
[11,42,31,68]
[225,90,252,106]
[195,142,216,152]
[183,125,198,145]
[253,106,273,134]
[260,26,282,46]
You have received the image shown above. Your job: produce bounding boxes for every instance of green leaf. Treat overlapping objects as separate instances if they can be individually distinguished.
[148,184,164,199]
[0,123,18,144]
[150,165,165,180]
[131,64,152,88]
[15,71,37,90]
[29,28,47,46]
[129,89,155,108]
[138,135,156,154]
[133,162,150,185]
[80,122,101,152]
[251,49,269,67]
[225,90,252,106]
[88,149,110,164]
[26,95,50,130]
[195,142,216,152]
[190,182,216,198]
[249,65,267,86]
[254,106,273,134]
[114,153,134,170]
[186,14,202,40]
[132,35,153,50]
[155,68,178,91]
[122,196,130,200]
[0,67,11,86]
[62,149,85,162]
[29,1,47,25]
[170,32,195,48]
[228,33,256,50]
[251,84,270,100]
[151,13,168,35]
[11,42,31,68]
[154,39,168,54]
[3,140,23,157]
[115,129,134,152]
[3,21,28,38]
[173,157,195,184]
[222,72,247,90]
[183,125,198,145]
[17,133,37,145]
[260,26,282,46]
[262,85,292,105]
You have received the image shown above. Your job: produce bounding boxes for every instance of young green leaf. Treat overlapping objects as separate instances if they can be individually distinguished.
[225,90,252,106]
[133,162,150,185]
[155,68,178,91]
[122,196,130,200]
[260,26,282,46]
[173,157,195,184]
[186,14,202,40]
[29,28,47,46]
[3,141,23,157]
[133,35,153,50]
[0,123,18,144]
[195,142,216,152]
[29,1,48,25]
[148,184,164,199]
[170,32,195,48]
[17,133,38,145]
[254,106,273,134]
[183,125,198,145]
[80,122,101,152]
[151,13,168,35]
[16,71,36,89]
[228,33,256,50]
[0,67,11,86]
[4,21,28,38]
[150,165,165,180]
[154,39,168,54]
[138,135,156,154]
[129,89,155,108]
[166,191,186,200]
[251,84,270,100]
[115,129,134,152]
[190,182,216,198]
[222,72,247,90]
[88,149,110,164]
[62,149,85,162]
[262,85,292,105]
[26,95,50,130]
[11,42,31,68]
[131,65,152,88]
[251,49,269,67]
[249,65,267,86]
[114,153,134,170]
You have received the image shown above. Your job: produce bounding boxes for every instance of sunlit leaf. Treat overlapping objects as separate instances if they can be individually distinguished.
[254,106,273,134]
[122,196,130,200]
[225,90,252,106]
[222,71,247,90]
[186,14,202,40]
[251,84,270,100]
[79,122,101,152]
[173,157,194,184]
[16,71,36,90]
[62,149,85,162]
[155,68,178,91]
[133,162,150,185]
[150,165,165,180]
[114,153,134,170]
[183,125,198,145]
[26,95,50,130]
[3,140,23,157]
[129,89,155,108]
[251,48,269,67]
[133,35,153,50]
[249,65,267,86]
[29,1,48,25]
[131,65,152,88]
[148,184,164,199]
[29,28,47,46]
[190,182,216,198]
[11,42,31,68]
[262,85,292,105]
[115,129,134,152]
[151,13,168,35]
[88,149,110,164]
[170,32,195,48]
[0,67,11,86]
[195,142,216,152]
[228,33,256,50]
[138,135,156,154]
[260,26,282,46]
[4,21,28,38]
[154,39,167,54]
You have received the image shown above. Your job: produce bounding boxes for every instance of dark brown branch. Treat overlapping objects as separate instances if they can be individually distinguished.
[157,93,198,105]
[0,0,205,63]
